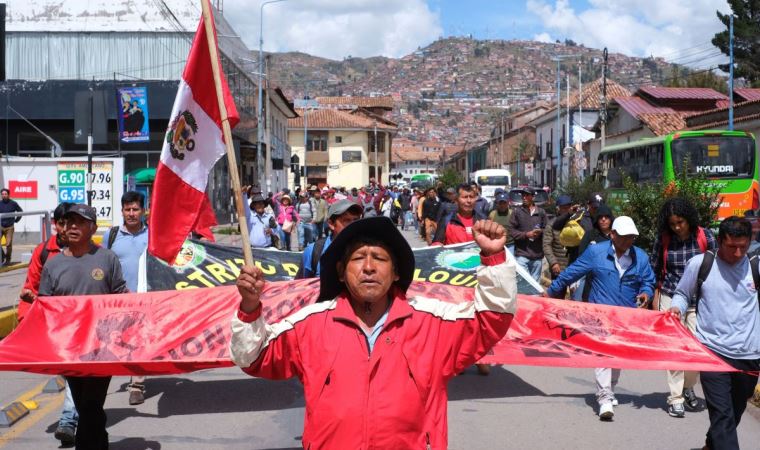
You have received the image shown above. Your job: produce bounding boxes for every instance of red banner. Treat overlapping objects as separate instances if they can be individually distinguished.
[0,281,733,376]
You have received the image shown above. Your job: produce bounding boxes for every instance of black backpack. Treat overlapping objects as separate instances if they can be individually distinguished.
[695,250,760,314]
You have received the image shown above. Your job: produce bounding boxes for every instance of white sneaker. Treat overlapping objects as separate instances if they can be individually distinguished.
[599,402,614,421]
[612,396,619,406]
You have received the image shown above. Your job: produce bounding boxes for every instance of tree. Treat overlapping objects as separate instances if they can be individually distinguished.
[437,167,464,189]
[712,1,760,86]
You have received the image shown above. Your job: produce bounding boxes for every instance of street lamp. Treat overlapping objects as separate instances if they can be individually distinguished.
[257,0,289,191]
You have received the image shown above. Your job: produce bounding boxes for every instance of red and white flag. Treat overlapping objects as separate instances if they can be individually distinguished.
[149,2,239,264]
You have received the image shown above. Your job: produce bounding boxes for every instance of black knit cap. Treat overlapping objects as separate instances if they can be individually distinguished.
[317,216,414,301]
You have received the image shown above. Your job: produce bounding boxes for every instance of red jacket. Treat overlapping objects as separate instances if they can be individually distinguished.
[18,236,62,320]
[231,251,517,449]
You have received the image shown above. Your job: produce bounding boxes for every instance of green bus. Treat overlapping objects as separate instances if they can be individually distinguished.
[597,130,759,219]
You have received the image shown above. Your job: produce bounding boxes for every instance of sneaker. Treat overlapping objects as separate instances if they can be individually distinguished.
[611,396,619,406]
[599,402,614,421]
[54,425,76,445]
[668,402,685,418]
[683,388,700,411]
[129,390,145,405]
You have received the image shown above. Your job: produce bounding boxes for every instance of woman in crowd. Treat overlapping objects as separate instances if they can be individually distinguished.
[273,192,300,251]
[651,197,716,418]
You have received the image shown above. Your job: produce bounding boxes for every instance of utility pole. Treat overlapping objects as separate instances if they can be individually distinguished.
[303,93,308,187]
[552,53,580,188]
[600,48,609,153]
[500,114,505,169]
[729,14,734,131]
[374,121,378,183]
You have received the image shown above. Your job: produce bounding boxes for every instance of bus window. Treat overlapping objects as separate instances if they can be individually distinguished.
[672,136,755,178]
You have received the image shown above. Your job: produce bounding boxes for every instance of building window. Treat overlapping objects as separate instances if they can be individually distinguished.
[307,131,328,151]
[335,136,343,143]
[368,131,386,153]
[342,150,362,162]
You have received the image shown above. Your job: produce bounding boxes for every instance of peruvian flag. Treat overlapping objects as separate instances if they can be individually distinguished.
[149,1,239,264]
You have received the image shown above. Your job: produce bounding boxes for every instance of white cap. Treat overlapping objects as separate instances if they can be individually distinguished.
[611,216,639,236]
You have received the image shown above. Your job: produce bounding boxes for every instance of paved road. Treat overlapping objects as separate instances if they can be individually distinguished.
[1,225,758,449]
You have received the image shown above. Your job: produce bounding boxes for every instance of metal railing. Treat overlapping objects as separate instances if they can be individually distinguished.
[0,210,53,242]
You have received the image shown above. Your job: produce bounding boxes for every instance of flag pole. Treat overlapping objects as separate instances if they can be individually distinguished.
[200,0,254,266]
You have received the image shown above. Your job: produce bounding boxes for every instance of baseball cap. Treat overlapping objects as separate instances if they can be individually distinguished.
[446,187,456,195]
[249,194,266,203]
[611,216,639,236]
[556,195,572,207]
[588,192,604,207]
[64,204,97,222]
[495,192,509,202]
[327,199,363,220]
[519,186,536,195]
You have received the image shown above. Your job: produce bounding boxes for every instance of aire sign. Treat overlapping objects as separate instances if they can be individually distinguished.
[8,180,38,199]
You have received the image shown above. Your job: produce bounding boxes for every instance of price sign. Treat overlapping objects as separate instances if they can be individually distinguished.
[57,162,115,227]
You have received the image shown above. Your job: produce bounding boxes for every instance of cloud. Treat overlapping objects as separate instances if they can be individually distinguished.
[221,0,443,60]
[526,0,731,67]
[533,32,553,43]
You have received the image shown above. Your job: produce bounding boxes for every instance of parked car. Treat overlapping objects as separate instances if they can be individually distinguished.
[507,187,549,209]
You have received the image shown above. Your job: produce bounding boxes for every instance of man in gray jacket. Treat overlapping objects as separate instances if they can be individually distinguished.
[669,216,760,450]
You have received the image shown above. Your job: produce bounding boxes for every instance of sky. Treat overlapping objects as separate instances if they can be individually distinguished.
[222,0,732,67]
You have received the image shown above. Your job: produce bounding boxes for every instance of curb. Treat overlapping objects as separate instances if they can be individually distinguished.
[0,305,18,338]
[0,262,29,274]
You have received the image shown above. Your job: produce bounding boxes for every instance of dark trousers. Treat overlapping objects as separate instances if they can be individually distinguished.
[65,376,112,450]
[314,221,324,239]
[700,355,759,450]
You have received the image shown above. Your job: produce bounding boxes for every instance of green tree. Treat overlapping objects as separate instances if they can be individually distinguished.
[620,164,721,253]
[558,176,605,206]
[437,166,464,189]
[712,1,760,86]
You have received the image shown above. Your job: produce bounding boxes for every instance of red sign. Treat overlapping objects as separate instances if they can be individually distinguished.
[0,281,735,377]
[8,180,37,199]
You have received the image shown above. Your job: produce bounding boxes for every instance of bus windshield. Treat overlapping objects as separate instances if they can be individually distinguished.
[672,136,756,179]
[477,175,510,186]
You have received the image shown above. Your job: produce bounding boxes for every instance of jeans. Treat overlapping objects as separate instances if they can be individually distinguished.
[571,277,586,301]
[65,376,112,450]
[595,367,621,405]
[298,222,316,249]
[701,355,760,450]
[58,381,79,429]
[314,221,324,239]
[515,256,542,283]
[277,226,291,250]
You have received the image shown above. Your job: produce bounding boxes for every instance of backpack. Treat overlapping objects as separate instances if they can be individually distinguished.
[559,212,585,247]
[695,250,760,315]
[106,226,120,249]
[294,237,328,279]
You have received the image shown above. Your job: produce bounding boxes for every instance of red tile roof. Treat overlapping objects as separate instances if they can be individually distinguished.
[316,96,394,109]
[560,78,631,109]
[638,113,687,136]
[288,109,397,130]
[735,88,760,103]
[638,86,728,101]
[614,96,675,117]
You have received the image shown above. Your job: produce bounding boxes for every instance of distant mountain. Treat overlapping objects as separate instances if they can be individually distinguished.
[268,37,703,145]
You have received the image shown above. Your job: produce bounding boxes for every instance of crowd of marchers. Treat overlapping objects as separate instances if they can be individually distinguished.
[2,176,758,450]
[238,179,759,450]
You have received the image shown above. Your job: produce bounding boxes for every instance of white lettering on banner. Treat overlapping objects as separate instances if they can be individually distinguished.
[696,165,734,174]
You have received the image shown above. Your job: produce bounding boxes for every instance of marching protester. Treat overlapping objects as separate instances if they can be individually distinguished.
[231,216,517,449]
[0,187,23,265]
[312,187,328,239]
[546,216,655,421]
[296,199,363,279]
[508,186,546,283]
[421,186,441,245]
[553,192,604,264]
[17,202,77,445]
[436,187,458,223]
[102,192,150,406]
[409,188,421,232]
[39,204,128,449]
[242,186,278,249]
[470,181,490,218]
[431,183,491,375]
[573,203,616,301]
[651,198,716,418]
[296,192,316,251]
[398,187,413,231]
[543,194,571,295]
[273,191,299,251]
[669,216,760,450]
[488,190,513,253]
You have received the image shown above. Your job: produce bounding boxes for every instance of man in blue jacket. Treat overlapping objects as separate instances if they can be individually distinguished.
[546,216,655,421]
